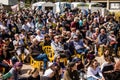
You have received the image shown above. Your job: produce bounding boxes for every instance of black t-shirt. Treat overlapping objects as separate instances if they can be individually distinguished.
[27,75,40,80]
[0,54,5,62]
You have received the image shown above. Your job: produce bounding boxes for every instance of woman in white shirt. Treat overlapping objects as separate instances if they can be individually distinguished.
[87,59,103,80]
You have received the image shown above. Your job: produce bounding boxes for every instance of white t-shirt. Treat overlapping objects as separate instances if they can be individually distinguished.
[43,68,54,77]
[87,66,103,79]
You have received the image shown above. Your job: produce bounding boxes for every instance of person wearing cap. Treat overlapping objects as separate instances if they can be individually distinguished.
[63,62,79,80]
[43,62,56,79]
[72,57,84,71]
[6,62,23,80]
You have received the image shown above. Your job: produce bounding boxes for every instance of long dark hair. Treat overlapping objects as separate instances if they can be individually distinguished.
[66,62,75,79]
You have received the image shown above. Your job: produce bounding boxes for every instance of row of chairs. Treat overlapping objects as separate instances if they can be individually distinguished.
[30,46,85,70]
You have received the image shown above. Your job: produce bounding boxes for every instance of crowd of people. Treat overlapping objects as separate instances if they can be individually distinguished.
[0,6,120,80]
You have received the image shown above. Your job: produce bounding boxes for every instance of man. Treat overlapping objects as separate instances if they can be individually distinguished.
[70,17,79,30]
[97,28,108,47]
[69,35,89,55]
[51,35,66,58]
[86,25,94,44]
[29,38,49,70]
[13,34,30,62]
[97,28,109,56]
[35,30,44,42]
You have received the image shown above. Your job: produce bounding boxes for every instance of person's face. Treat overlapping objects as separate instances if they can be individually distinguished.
[72,64,77,71]
[96,28,99,33]
[93,61,98,67]
[45,36,50,41]
[56,57,60,63]
[101,29,105,34]
[37,31,40,35]
[55,37,60,42]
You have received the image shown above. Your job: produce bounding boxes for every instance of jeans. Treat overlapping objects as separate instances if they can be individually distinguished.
[77,48,88,54]
[87,76,102,80]
[33,53,49,70]
[0,62,9,73]
[112,44,118,54]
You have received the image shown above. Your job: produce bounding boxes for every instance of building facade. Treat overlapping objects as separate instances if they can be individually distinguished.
[0,0,18,5]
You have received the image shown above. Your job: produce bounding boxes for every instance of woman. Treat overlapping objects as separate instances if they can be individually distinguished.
[8,62,23,80]
[54,55,65,69]
[101,56,115,73]
[27,68,40,80]
[63,62,79,80]
[86,59,103,80]
[102,59,120,80]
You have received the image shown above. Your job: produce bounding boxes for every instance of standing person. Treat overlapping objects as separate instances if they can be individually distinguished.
[63,62,79,80]
[86,59,103,80]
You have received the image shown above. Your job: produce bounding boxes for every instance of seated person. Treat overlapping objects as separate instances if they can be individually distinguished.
[43,62,56,79]
[72,57,84,71]
[101,56,115,73]
[3,62,23,80]
[51,35,70,59]
[13,34,30,62]
[29,38,49,70]
[27,68,40,80]
[0,38,12,73]
[102,59,120,80]
[63,62,79,80]
[86,59,103,80]
[54,55,65,69]
[97,28,108,47]
[68,35,89,55]
[2,72,14,80]
[108,31,118,55]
